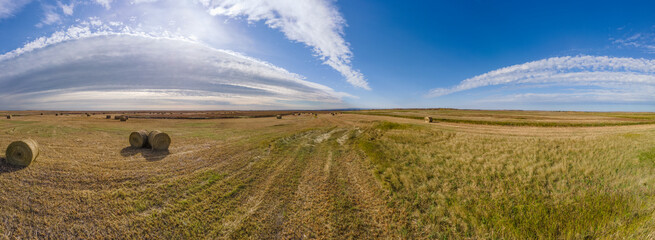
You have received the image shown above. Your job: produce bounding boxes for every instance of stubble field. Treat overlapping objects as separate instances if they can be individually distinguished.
[0,110,654,239]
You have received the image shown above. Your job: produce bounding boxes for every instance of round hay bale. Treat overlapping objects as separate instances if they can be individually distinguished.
[6,115,11,119]
[148,130,171,151]
[106,115,111,119]
[425,116,432,123]
[276,115,282,119]
[120,116,128,122]
[129,130,150,148]
[115,115,121,120]
[5,139,39,167]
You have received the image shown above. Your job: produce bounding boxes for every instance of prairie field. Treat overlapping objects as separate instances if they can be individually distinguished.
[0,110,654,239]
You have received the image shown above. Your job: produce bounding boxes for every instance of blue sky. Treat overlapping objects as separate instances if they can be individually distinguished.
[1,0,655,111]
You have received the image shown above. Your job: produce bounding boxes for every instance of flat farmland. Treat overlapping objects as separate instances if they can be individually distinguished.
[350,109,655,127]
[0,110,654,239]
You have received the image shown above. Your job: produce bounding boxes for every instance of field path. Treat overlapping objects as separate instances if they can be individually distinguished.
[210,125,399,239]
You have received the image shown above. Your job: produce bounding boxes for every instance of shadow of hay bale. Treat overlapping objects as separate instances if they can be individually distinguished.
[0,158,26,173]
[142,150,170,161]
[120,146,170,161]
[120,147,140,157]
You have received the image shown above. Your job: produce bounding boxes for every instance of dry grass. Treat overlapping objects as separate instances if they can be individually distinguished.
[356,120,655,238]
[0,110,654,239]
[349,109,655,127]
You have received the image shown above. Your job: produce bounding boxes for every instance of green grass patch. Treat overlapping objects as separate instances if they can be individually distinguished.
[638,148,655,165]
[374,121,411,131]
[477,189,632,239]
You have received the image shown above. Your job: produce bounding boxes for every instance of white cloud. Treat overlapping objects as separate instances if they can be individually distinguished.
[131,0,159,3]
[58,1,75,15]
[0,0,32,20]
[36,4,62,27]
[202,0,369,90]
[480,87,655,104]
[427,56,655,98]
[94,0,112,9]
[0,23,352,110]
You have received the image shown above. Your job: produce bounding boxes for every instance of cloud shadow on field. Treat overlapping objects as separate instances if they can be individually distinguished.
[0,158,26,174]
[120,146,170,161]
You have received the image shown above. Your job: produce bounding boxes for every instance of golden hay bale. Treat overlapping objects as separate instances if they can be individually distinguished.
[6,115,11,119]
[120,116,128,122]
[5,139,39,167]
[148,130,171,151]
[276,115,282,119]
[425,116,432,123]
[106,115,111,119]
[129,130,150,148]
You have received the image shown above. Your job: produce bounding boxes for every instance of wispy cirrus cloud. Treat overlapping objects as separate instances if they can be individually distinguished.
[0,0,32,20]
[5,0,368,90]
[200,0,370,90]
[93,0,112,9]
[612,31,655,53]
[479,87,655,105]
[427,56,655,101]
[57,0,75,15]
[36,3,62,27]
[0,21,352,110]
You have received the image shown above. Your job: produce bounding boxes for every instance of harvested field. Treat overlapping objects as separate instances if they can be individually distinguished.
[0,110,654,239]
[349,109,655,127]
[0,110,334,120]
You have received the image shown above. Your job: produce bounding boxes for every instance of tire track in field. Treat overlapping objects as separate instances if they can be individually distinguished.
[275,126,398,239]
[340,151,399,238]
[330,126,398,238]
[280,135,337,238]
[174,131,315,238]
[208,130,317,238]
